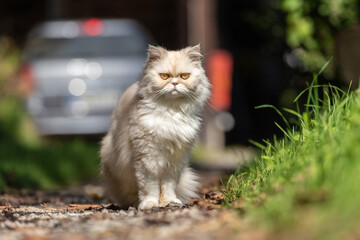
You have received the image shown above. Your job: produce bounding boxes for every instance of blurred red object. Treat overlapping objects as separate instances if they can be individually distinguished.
[83,18,103,36]
[19,63,34,95]
[206,50,233,111]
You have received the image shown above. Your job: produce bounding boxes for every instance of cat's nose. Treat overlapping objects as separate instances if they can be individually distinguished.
[171,78,179,86]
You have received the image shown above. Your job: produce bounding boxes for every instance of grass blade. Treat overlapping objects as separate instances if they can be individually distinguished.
[282,108,303,120]
[249,139,266,150]
[274,122,292,141]
[317,58,332,75]
[256,104,290,130]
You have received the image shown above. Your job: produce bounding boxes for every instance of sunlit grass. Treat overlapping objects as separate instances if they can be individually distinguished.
[224,65,360,238]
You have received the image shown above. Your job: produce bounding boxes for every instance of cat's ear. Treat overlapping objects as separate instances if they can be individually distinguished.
[186,44,203,62]
[147,45,166,62]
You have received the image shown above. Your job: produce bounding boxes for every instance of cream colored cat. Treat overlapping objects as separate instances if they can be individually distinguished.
[100,44,210,210]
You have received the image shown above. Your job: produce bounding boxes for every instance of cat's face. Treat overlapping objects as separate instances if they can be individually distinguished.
[142,45,208,100]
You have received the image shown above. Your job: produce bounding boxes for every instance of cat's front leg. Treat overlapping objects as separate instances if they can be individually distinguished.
[137,176,160,210]
[159,179,182,207]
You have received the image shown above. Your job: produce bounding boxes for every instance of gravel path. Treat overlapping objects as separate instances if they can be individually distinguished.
[0,171,264,240]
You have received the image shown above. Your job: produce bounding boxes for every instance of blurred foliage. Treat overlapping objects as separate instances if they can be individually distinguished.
[278,0,359,78]
[0,36,100,190]
[0,37,21,96]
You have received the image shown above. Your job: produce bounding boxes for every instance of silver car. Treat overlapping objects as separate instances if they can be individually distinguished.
[21,19,152,135]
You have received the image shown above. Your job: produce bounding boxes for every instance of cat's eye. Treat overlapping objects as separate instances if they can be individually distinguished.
[180,73,190,80]
[160,73,170,80]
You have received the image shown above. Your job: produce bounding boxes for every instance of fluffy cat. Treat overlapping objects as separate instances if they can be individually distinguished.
[100,44,210,210]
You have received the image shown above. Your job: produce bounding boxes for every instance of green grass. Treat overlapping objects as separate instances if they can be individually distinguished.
[0,97,100,191]
[224,70,360,238]
[0,137,100,190]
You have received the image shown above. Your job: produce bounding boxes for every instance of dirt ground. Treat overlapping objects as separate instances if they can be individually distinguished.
[0,170,266,240]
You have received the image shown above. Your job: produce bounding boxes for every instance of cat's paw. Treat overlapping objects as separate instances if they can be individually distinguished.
[166,201,183,208]
[161,198,183,208]
[138,197,159,210]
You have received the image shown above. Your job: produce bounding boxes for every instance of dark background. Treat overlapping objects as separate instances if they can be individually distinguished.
[0,0,298,145]
[0,0,188,48]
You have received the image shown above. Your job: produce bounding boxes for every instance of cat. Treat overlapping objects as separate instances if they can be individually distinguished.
[100,44,210,210]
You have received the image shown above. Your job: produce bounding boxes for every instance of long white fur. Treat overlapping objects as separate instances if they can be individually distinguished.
[100,45,210,210]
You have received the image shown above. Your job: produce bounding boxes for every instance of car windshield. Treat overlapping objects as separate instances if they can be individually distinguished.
[26,36,147,59]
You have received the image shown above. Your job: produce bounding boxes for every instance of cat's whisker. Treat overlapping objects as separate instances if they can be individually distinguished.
[183,94,196,105]
[203,102,215,111]
[151,92,162,101]
[151,89,166,101]
[183,91,197,103]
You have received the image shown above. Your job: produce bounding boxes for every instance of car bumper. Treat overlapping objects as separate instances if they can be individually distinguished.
[34,115,111,135]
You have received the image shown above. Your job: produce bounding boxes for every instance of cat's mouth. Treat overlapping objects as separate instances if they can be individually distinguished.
[170,89,179,95]
[166,85,186,98]
[166,88,185,98]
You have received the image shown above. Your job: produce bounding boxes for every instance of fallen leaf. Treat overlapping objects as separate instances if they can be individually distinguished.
[0,199,12,207]
[0,206,13,211]
[67,204,101,210]
[191,199,221,210]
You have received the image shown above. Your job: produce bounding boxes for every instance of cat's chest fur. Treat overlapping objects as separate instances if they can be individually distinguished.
[135,103,200,155]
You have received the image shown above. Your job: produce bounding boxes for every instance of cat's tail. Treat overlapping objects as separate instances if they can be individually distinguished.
[176,166,201,203]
